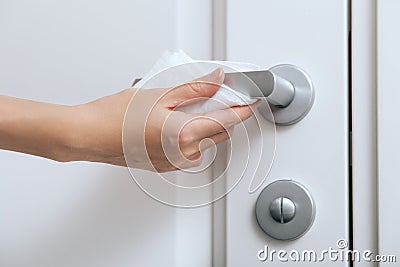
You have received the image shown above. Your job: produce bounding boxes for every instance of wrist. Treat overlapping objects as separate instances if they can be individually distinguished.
[62,89,135,165]
[61,103,102,163]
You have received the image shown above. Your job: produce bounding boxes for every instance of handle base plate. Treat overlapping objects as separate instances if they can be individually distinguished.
[259,64,315,126]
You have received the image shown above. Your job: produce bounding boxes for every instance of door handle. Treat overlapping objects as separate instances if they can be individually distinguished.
[224,64,315,125]
[132,64,314,126]
[224,69,295,106]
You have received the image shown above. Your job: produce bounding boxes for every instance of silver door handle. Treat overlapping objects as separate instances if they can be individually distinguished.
[224,69,295,107]
[224,64,315,125]
[132,64,314,125]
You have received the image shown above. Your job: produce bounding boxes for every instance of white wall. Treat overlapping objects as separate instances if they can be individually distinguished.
[0,1,212,266]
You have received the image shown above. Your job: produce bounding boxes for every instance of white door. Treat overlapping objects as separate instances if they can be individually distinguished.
[218,1,350,266]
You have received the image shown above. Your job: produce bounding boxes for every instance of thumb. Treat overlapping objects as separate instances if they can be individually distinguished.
[165,68,225,106]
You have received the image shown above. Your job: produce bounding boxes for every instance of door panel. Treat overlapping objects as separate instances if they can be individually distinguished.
[224,1,349,265]
[377,0,400,263]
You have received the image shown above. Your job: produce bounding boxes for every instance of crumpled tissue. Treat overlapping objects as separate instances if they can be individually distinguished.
[133,50,260,114]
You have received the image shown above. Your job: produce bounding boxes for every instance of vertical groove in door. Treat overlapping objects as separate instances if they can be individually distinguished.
[351,0,379,265]
[211,0,227,266]
[348,1,354,266]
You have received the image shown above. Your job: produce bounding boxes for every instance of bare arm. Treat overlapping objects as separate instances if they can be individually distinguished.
[0,94,80,162]
[0,69,258,171]
[0,89,133,165]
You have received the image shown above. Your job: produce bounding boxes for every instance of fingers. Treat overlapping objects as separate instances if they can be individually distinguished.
[164,68,225,107]
[180,101,259,141]
[195,67,225,83]
[180,126,233,158]
[160,99,256,171]
[199,126,233,150]
[159,100,258,171]
[183,127,234,169]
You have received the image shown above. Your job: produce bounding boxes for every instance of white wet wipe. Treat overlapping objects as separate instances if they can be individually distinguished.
[134,50,260,114]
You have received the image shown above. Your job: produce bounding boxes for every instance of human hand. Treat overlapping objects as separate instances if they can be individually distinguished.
[60,69,259,171]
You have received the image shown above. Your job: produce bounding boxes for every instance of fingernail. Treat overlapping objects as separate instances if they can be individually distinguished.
[211,67,224,81]
[253,100,262,108]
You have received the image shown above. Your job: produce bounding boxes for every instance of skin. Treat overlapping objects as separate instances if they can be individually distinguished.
[0,69,258,171]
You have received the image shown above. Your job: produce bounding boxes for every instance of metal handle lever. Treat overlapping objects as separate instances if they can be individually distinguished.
[224,70,295,107]
[225,64,314,125]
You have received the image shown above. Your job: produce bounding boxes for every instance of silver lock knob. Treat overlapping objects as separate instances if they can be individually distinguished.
[269,197,296,223]
[255,179,315,240]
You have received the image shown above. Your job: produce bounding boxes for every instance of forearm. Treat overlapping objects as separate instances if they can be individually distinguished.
[0,94,78,162]
[0,90,134,165]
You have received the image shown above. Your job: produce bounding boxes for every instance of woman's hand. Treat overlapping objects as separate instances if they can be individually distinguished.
[122,69,259,172]
[0,69,258,172]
